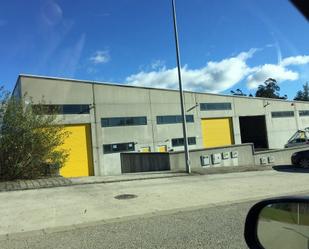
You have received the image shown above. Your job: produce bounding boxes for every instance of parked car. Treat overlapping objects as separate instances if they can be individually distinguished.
[291,150,309,167]
[285,128,309,148]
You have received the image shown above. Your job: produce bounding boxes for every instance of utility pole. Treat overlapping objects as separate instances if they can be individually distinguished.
[171,0,191,174]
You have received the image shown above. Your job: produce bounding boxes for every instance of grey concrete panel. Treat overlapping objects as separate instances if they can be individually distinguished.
[20,77,93,104]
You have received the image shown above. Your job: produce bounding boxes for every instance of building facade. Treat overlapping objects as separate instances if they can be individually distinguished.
[13,74,309,176]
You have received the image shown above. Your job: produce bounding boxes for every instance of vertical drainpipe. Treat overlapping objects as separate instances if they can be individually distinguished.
[91,83,101,176]
[231,96,238,144]
[148,90,156,152]
[293,102,300,130]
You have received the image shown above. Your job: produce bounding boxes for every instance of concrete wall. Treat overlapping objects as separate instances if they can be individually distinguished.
[20,77,94,104]
[12,77,21,98]
[254,146,309,166]
[296,102,309,130]
[94,84,154,175]
[265,100,298,148]
[150,89,199,151]
[16,75,309,175]
[169,144,255,172]
[169,144,309,172]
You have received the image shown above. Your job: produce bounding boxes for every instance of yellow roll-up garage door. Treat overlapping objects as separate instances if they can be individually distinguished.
[59,124,94,177]
[201,118,234,148]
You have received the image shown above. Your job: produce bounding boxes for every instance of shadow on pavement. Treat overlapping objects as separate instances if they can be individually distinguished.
[272,165,309,173]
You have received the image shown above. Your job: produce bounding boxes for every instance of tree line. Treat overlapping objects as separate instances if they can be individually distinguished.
[231,78,309,101]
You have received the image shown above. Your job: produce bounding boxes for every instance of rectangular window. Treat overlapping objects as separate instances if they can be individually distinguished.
[271,111,294,118]
[299,110,309,117]
[200,102,232,111]
[32,104,90,115]
[171,137,196,147]
[103,142,135,154]
[156,115,194,124]
[101,116,147,127]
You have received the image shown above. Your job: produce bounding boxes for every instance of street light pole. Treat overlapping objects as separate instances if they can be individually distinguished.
[171,0,191,174]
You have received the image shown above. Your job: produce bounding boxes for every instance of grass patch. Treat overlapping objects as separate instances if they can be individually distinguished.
[260,206,309,225]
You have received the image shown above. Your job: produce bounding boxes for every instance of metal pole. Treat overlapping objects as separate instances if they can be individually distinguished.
[297,203,300,225]
[172,0,191,174]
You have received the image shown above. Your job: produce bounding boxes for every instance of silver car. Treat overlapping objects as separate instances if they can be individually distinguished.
[284,128,309,148]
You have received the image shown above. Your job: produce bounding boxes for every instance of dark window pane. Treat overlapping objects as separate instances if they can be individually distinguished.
[299,110,309,116]
[103,142,135,154]
[32,104,89,115]
[101,116,147,127]
[200,103,232,111]
[188,137,196,145]
[156,115,194,124]
[32,105,62,114]
[63,105,89,114]
[271,111,294,118]
[186,115,194,122]
[63,105,78,114]
[171,137,196,147]
[101,119,108,127]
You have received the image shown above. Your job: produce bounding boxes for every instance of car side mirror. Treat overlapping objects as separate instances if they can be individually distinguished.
[244,197,309,249]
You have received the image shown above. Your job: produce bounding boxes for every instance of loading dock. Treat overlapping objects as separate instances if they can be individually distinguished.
[239,115,268,150]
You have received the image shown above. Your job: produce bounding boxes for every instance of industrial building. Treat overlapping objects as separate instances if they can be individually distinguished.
[12,74,309,177]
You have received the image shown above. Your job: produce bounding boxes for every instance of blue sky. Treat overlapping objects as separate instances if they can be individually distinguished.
[1,0,309,98]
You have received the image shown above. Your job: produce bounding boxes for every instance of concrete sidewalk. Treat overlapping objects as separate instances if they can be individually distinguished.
[68,165,273,187]
[192,165,273,174]
[69,172,188,185]
[0,177,72,192]
[1,170,309,238]
[0,172,187,192]
[0,166,272,192]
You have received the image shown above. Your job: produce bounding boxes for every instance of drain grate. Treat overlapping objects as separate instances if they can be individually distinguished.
[114,194,138,200]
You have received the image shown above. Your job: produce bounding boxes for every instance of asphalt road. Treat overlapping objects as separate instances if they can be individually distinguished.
[2,200,255,249]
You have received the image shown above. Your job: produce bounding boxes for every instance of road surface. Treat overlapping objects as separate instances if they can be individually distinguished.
[2,200,254,249]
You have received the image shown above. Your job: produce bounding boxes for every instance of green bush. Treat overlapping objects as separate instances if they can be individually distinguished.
[0,87,70,180]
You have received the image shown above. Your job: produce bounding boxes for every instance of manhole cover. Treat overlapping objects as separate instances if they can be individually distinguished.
[114,194,138,200]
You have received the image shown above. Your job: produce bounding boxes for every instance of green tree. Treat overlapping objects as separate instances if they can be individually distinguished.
[0,87,70,180]
[255,78,286,99]
[294,82,309,101]
[230,89,246,96]
[230,88,253,97]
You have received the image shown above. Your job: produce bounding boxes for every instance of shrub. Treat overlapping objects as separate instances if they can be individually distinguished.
[0,87,70,180]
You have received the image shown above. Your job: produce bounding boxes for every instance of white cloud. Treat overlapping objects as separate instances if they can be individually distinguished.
[151,59,165,70]
[246,64,298,89]
[246,55,309,89]
[280,55,309,66]
[126,49,309,93]
[126,49,256,93]
[89,50,110,64]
